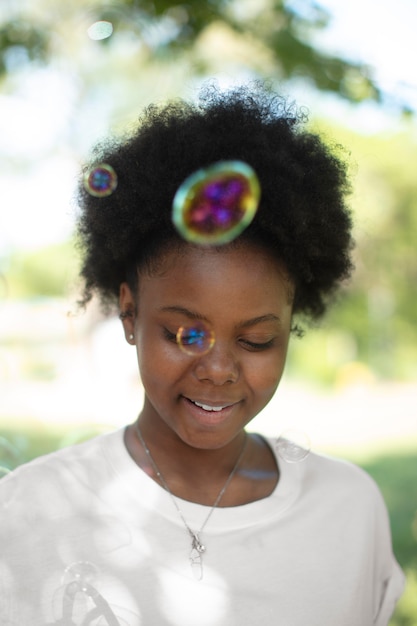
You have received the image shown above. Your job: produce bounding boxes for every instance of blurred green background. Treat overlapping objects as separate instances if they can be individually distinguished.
[1,1,416,623]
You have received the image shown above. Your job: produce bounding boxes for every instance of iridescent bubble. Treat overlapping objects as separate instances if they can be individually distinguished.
[172,160,260,245]
[53,561,101,624]
[275,429,311,463]
[53,561,132,626]
[84,163,118,197]
[62,561,100,586]
[176,323,215,356]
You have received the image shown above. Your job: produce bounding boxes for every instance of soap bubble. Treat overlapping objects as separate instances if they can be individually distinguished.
[172,160,260,245]
[52,561,131,625]
[62,561,101,586]
[52,562,101,622]
[84,163,118,197]
[275,429,311,463]
[177,323,215,356]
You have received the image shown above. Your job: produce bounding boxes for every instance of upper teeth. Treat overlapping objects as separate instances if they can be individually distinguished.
[194,401,227,412]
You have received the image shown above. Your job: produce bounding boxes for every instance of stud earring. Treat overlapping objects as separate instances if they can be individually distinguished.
[128,334,134,341]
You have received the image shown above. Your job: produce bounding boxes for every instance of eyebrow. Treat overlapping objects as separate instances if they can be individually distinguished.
[236,314,282,329]
[158,306,281,328]
[158,306,209,322]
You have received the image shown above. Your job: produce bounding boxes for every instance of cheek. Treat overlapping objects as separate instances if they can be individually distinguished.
[246,352,287,395]
[135,331,189,382]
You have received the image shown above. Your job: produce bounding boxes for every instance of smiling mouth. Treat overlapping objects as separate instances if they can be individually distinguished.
[186,398,234,412]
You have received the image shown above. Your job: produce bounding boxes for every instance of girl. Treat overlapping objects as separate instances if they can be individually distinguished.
[0,84,404,625]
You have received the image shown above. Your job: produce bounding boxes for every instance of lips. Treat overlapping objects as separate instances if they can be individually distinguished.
[181,395,243,428]
[183,396,239,420]
[192,400,231,412]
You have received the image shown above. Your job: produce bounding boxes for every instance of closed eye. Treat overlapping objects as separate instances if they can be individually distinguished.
[163,328,177,342]
[239,338,275,351]
[164,327,275,351]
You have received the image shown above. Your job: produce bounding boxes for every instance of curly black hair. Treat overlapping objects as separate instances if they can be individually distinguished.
[76,83,353,324]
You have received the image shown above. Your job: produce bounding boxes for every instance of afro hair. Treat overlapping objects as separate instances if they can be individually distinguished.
[76,83,354,324]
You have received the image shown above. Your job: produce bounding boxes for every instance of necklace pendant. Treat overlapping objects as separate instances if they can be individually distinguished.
[190,533,205,580]
[135,426,248,584]
[190,547,204,581]
[192,533,206,553]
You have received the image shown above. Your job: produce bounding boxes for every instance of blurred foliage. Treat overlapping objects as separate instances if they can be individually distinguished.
[0,17,49,73]
[5,239,79,299]
[0,0,382,106]
[391,568,417,626]
[287,120,417,383]
[361,451,417,626]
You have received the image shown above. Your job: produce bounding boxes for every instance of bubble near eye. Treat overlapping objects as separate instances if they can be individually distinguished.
[275,429,311,463]
[172,161,260,245]
[176,323,215,356]
[84,163,118,197]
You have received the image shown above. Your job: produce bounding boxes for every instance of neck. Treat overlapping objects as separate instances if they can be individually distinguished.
[124,417,278,507]
[139,420,246,495]
[138,402,247,469]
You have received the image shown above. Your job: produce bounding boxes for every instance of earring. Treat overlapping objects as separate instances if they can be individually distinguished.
[128,334,134,341]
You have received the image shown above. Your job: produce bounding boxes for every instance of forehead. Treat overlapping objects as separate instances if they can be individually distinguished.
[138,242,294,309]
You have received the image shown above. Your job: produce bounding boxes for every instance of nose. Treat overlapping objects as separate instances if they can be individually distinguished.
[194,340,239,385]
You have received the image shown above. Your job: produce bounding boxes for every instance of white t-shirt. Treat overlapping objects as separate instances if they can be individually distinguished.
[0,428,404,626]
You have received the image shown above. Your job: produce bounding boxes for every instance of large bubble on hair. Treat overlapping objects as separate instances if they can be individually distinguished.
[275,429,311,463]
[176,322,215,356]
[172,160,260,245]
[83,163,118,197]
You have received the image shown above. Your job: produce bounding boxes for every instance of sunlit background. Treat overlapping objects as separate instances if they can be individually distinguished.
[1,1,416,622]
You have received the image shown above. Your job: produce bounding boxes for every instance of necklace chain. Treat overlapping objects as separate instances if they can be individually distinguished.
[135,423,247,580]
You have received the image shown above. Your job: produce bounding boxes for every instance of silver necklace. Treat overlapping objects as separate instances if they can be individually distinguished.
[136,424,247,580]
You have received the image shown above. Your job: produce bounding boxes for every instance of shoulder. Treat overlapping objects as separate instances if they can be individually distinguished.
[274,444,389,521]
[305,450,378,490]
[292,450,393,531]
[305,450,384,500]
[0,428,124,509]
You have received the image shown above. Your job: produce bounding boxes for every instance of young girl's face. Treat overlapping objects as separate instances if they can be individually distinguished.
[120,242,294,450]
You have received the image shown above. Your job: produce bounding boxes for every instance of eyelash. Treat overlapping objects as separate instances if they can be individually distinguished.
[239,338,275,351]
[163,328,177,342]
[163,328,274,351]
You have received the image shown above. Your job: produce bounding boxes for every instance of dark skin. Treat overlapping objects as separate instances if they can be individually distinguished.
[120,242,294,507]
[124,426,278,506]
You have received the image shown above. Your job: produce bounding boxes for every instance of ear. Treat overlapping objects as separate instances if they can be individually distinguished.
[119,282,136,344]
